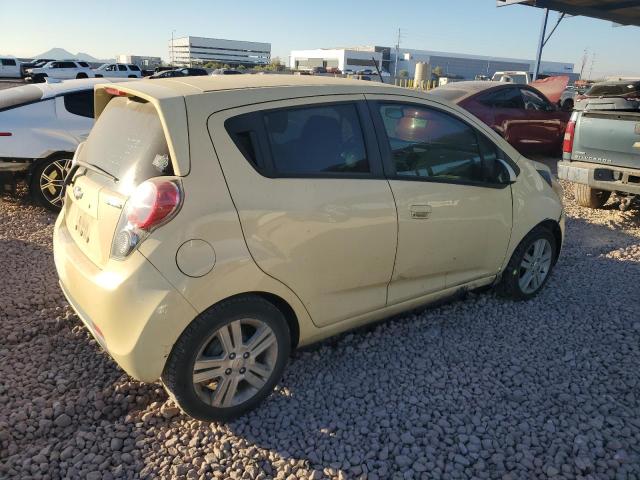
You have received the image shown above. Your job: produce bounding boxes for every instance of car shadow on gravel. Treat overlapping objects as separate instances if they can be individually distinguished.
[3,198,640,478]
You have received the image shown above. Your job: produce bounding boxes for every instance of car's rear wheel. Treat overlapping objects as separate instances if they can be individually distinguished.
[162,295,291,421]
[499,226,557,300]
[76,73,88,79]
[30,157,72,211]
[574,184,611,209]
[33,73,47,83]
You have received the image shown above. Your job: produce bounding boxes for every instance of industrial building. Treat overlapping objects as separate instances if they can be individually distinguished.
[169,36,271,67]
[290,46,576,80]
[116,54,162,69]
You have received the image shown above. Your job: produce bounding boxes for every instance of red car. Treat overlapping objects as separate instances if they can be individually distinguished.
[430,80,570,156]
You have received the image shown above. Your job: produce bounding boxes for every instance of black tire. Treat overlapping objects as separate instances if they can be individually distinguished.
[162,295,291,421]
[33,74,47,83]
[128,75,136,78]
[76,73,88,79]
[30,157,72,212]
[498,226,557,301]
[574,184,611,209]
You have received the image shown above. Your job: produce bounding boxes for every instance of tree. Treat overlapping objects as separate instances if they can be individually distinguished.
[433,66,444,77]
[398,69,409,78]
[237,64,246,70]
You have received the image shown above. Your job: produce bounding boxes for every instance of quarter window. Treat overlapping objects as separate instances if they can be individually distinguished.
[479,88,524,109]
[263,104,369,175]
[63,90,94,118]
[1,59,17,66]
[378,104,506,184]
[118,64,127,71]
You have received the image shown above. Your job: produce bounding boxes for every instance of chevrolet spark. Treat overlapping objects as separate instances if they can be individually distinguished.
[54,76,564,421]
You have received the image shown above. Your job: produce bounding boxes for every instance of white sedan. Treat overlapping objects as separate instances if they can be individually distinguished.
[93,63,143,78]
[0,78,137,210]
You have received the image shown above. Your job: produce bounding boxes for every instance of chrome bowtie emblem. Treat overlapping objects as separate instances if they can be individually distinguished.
[73,185,83,200]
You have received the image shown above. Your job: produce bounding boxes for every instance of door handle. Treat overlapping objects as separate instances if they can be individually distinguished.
[409,204,432,219]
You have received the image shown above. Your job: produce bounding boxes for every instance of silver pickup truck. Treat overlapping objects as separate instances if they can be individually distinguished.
[558,80,640,211]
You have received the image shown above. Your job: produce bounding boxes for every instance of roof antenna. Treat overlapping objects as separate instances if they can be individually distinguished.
[372,56,384,84]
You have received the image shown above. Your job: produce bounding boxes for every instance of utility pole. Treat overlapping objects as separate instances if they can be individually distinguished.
[394,28,402,78]
[589,52,596,80]
[171,29,176,66]
[579,48,588,80]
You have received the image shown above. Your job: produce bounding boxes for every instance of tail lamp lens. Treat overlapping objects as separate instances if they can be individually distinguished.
[111,178,181,260]
[563,120,576,154]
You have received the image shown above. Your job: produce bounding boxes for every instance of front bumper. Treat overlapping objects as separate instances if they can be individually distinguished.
[558,161,640,195]
[53,214,198,381]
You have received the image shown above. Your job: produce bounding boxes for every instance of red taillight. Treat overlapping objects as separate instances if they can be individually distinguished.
[563,120,576,154]
[0,132,12,136]
[104,87,128,97]
[127,180,181,230]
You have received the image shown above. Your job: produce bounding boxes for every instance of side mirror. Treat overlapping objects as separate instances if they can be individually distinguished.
[497,158,517,184]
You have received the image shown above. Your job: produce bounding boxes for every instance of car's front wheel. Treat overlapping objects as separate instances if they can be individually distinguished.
[76,72,88,79]
[499,226,557,300]
[162,295,291,421]
[30,157,72,211]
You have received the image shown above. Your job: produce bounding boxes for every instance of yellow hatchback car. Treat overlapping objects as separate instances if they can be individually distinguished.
[54,76,564,421]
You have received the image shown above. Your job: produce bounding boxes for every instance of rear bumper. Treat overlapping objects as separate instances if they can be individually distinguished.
[53,213,198,381]
[557,161,640,195]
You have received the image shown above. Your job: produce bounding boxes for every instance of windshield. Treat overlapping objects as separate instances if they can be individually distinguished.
[78,97,172,195]
[587,82,640,98]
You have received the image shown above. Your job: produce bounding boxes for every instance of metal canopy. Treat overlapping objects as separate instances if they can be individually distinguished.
[497,0,640,27]
[498,0,640,80]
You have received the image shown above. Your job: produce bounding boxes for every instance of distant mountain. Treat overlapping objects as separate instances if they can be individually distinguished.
[31,48,114,63]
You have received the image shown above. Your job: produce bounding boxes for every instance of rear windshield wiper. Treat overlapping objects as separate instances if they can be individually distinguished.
[64,160,119,186]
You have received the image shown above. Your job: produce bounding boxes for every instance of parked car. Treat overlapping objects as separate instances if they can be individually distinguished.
[154,66,175,73]
[491,71,531,85]
[175,67,208,77]
[26,60,95,82]
[558,85,588,112]
[326,67,342,74]
[94,63,142,78]
[356,68,374,75]
[430,81,570,155]
[54,76,564,421]
[0,57,22,78]
[148,70,184,79]
[311,66,327,74]
[20,58,55,76]
[558,80,640,211]
[0,78,135,210]
[211,68,243,75]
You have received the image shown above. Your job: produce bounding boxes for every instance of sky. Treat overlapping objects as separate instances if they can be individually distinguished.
[1,0,639,78]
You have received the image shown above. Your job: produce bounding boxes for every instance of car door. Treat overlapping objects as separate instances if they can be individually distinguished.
[60,61,76,79]
[207,96,398,327]
[518,87,567,153]
[367,95,514,304]
[117,64,128,77]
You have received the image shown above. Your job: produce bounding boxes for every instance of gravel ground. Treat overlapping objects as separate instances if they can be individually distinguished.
[1,182,639,480]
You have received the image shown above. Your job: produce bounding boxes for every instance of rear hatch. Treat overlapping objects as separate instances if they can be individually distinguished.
[573,97,640,170]
[64,95,175,268]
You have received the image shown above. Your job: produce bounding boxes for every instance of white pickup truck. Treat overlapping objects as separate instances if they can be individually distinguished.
[558,80,640,211]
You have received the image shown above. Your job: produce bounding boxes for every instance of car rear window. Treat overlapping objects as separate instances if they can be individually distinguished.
[587,82,640,98]
[1,59,17,66]
[78,62,89,68]
[78,97,173,194]
[128,65,140,71]
[0,85,44,111]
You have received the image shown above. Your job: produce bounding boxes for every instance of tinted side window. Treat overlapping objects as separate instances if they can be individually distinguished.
[378,104,504,184]
[521,88,549,111]
[61,62,76,68]
[264,104,369,175]
[479,88,524,109]
[1,59,17,66]
[128,65,140,71]
[118,64,127,71]
[78,62,89,68]
[63,90,94,118]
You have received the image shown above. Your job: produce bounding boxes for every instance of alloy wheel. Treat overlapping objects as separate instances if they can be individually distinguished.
[192,318,278,408]
[518,238,553,294]
[39,159,72,208]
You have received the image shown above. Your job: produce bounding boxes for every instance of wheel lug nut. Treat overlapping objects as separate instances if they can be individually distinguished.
[229,353,236,360]
[239,367,246,374]
[225,368,232,375]
[243,352,250,359]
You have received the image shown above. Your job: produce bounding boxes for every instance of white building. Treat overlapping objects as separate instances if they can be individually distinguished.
[169,36,271,67]
[290,46,575,80]
[116,55,162,69]
[290,47,383,72]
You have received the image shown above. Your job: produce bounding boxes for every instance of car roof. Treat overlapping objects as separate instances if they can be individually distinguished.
[0,78,139,110]
[428,81,509,103]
